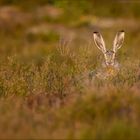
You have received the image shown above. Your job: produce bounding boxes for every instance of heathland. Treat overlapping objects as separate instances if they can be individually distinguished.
[0,0,140,139]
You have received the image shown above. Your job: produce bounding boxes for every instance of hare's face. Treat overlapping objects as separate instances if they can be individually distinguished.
[93,30,125,67]
[104,50,115,66]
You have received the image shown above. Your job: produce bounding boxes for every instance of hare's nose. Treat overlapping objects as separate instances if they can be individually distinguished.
[106,62,112,65]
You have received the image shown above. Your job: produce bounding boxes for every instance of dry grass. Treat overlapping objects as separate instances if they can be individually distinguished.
[0,1,140,139]
[0,36,139,139]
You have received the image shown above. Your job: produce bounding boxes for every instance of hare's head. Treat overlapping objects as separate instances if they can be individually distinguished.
[93,31,125,67]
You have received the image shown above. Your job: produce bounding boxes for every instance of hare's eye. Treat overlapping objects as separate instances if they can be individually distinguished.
[105,51,109,54]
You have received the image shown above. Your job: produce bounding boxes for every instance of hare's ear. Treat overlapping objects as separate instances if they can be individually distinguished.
[113,30,125,52]
[93,32,106,53]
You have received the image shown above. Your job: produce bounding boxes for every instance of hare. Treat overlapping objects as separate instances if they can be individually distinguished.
[89,30,125,81]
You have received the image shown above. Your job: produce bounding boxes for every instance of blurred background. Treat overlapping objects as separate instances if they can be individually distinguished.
[0,0,139,66]
[0,0,138,57]
[0,0,139,55]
